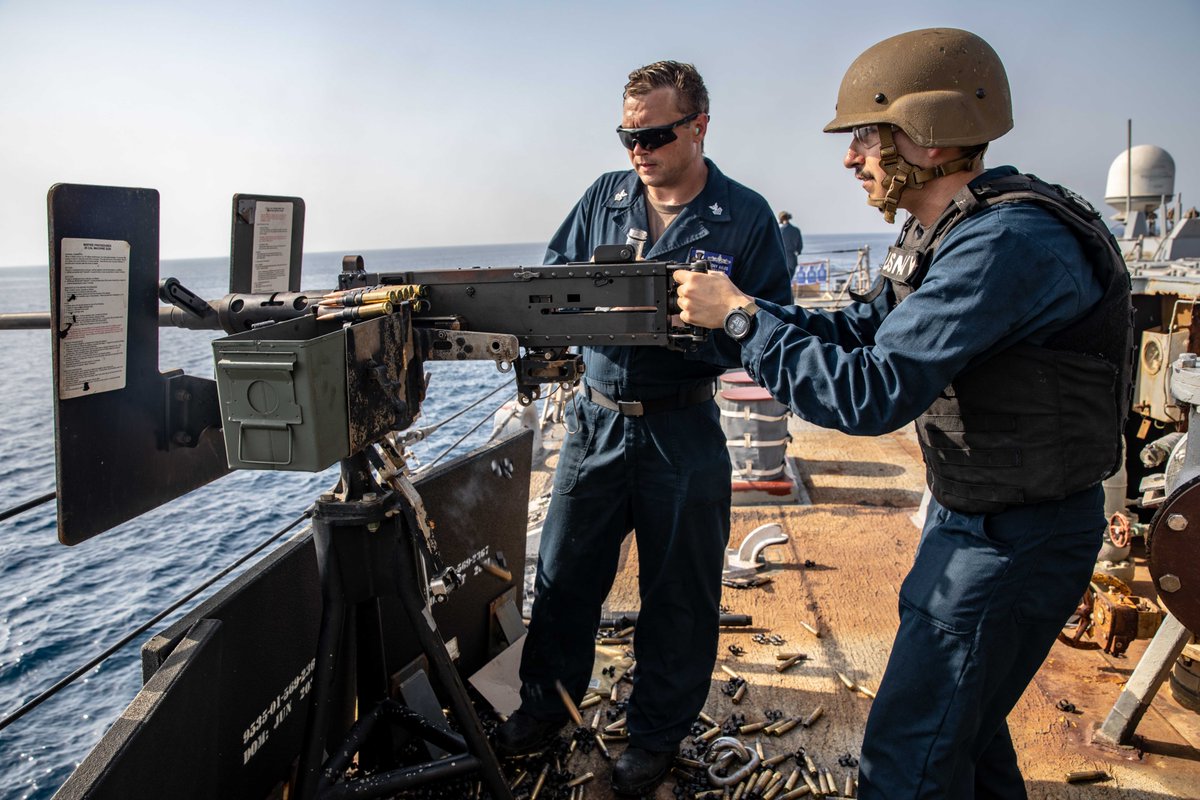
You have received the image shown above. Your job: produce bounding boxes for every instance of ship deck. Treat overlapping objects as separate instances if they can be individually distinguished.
[511,417,1200,799]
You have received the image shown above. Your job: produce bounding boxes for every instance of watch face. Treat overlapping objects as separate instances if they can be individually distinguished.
[725,309,751,339]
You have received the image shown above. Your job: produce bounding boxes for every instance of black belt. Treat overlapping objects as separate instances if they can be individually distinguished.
[585,382,715,417]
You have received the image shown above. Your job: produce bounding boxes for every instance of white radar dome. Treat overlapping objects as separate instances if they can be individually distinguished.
[1105,145,1175,215]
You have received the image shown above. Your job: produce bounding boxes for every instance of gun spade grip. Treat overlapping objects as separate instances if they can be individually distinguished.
[684,260,709,339]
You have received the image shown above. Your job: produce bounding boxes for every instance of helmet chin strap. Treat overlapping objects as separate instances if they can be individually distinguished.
[868,126,986,223]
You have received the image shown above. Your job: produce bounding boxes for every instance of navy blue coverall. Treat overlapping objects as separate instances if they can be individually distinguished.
[518,159,792,751]
[736,167,1106,798]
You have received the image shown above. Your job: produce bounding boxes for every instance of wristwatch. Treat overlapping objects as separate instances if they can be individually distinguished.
[722,300,759,342]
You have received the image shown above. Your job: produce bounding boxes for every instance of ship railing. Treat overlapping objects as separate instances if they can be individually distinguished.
[791,246,872,309]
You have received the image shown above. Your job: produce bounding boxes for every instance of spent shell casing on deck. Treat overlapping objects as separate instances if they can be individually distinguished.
[802,770,821,795]
[578,694,601,710]
[779,787,813,799]
[770,717,801,736]
[566,771,594,787]
[1065,769,1110,783]
[555,680,583,726]
[753,769,773,793]
[732,682,748,704]
[530,764,550,800]
[603,716,626,733]
[802,706,824,727]
[776,655,805,673]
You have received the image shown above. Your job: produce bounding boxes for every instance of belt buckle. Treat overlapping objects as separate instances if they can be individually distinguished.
[617,400,644,417]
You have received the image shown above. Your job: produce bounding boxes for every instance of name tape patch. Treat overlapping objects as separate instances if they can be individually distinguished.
[880,246,919,284]
[688,248,734,275]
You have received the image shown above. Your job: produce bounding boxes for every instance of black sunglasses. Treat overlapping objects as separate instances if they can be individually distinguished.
[615,112,701,151]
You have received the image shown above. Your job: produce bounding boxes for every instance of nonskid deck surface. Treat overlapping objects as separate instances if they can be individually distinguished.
[493,419,1200,799]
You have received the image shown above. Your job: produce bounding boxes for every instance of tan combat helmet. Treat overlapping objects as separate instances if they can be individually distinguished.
[825,28,1013,222]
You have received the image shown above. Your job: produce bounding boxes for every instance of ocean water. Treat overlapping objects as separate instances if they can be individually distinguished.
[0,232,892,799]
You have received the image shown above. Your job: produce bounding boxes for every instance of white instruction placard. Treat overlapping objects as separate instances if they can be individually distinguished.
[251,201,294,293]
[58,238,130,399]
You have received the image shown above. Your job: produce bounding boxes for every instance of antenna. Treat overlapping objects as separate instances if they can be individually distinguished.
[1126,119,1133,230]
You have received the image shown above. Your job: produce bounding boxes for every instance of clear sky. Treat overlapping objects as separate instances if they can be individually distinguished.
[1,0,1197,268]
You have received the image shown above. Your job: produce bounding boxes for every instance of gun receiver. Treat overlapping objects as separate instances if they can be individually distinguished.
[183,255,708,404]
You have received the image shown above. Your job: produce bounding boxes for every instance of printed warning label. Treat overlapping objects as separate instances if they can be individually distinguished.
[58,238,130,399]
[251,201,294,293]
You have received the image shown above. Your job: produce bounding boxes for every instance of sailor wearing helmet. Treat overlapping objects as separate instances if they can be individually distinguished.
[675,28,1132,798]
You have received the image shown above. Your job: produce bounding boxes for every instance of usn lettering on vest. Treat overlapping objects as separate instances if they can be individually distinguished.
[880,246,919,284]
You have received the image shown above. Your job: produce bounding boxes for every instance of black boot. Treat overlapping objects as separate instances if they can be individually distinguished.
[493,710,566,757]
[611,746,675,796]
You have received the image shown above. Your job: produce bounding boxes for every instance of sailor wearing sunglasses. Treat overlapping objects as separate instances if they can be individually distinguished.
[495,60,791,796]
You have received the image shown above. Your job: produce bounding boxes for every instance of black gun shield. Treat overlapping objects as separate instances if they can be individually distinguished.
[48,183,230,545]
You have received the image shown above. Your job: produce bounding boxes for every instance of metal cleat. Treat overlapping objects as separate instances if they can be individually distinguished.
[724,522,789,579]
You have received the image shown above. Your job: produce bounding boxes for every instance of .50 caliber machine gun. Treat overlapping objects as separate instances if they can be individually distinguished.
[38,184,708,545]
[29,184,712,800]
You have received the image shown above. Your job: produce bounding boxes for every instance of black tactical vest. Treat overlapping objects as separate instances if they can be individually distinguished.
[868,174,1134,514]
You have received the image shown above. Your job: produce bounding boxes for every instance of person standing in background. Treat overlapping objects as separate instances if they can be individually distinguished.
[778,210,804,272]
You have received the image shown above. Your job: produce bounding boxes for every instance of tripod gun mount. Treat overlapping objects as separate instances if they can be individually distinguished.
[293,437,512,800]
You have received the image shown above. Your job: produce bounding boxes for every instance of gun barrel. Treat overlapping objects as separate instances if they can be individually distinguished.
[0,312,51,330]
